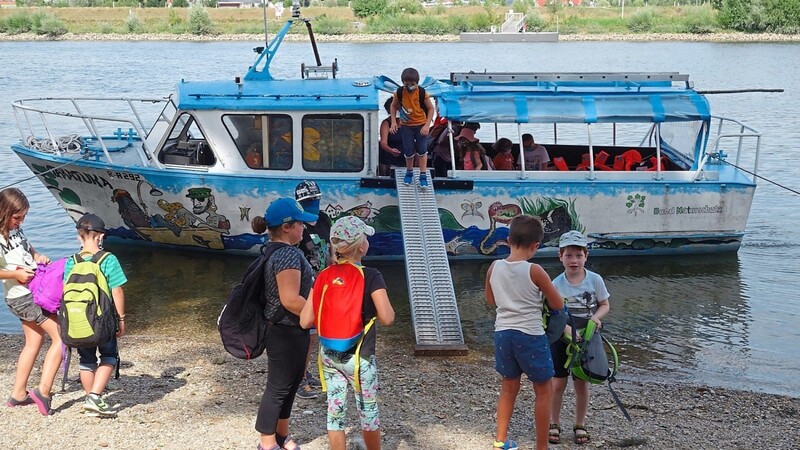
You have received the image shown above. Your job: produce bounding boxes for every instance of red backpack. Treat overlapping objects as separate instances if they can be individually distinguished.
[312,261,373,352]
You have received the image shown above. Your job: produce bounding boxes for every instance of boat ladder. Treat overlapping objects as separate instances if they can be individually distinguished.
[395,169,468,356]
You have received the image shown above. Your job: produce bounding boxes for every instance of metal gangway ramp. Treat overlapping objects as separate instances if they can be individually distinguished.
[395,169,468,356]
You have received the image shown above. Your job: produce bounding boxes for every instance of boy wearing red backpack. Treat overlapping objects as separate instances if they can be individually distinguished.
[300,216,395,450]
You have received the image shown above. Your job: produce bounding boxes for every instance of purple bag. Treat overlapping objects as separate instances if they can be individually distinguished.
[29,258,67,314]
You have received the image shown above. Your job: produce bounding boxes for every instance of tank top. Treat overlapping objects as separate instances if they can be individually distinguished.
[490,259,545,335]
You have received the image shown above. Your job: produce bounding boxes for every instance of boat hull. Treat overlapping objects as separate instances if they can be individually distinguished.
[12,147,754,259]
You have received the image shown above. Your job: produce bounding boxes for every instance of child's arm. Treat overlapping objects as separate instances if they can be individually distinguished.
[421,96,436,135]
[0,267,34,284]
[112,286,126,338]
[389,96,400,132]
[379,120,401,157]
[299,289,315,329]
[371,288,395,326]
[530,264,564,311]
[484,261,496,306]
[592,299,610,328]
[29,245,50,264]
[275,268,307,316]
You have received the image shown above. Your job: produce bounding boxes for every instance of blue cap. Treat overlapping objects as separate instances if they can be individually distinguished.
[265,197,318,227]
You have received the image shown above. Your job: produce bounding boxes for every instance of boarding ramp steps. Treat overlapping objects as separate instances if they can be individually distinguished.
[501,11,526,33]
[395,169,467,356]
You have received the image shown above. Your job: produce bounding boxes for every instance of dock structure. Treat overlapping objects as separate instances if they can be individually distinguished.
[460,9,559,42]
[395,169,468,356]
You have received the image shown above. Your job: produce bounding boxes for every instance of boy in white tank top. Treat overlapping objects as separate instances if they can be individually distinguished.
[485,215,565,450]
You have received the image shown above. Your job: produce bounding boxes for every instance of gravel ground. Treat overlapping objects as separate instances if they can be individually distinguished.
[1,332,798,450]
[1,32,799,42]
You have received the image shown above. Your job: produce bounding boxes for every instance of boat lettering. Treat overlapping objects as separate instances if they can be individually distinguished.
[46,166,113,189]
[654,205,723,215]
[106,170,142,182]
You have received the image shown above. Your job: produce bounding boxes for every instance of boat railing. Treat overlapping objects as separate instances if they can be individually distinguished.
[12,97,171,167]
[694,115,761,183]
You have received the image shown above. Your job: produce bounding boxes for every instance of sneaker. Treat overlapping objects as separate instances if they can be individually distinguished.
[295,380,318,400]
[82,393,118,417]
[492,438,518,450]
[305,371,321,388]
[419,174,429,188]
[28,388,52,416]
[6,394,34,408]
[403,170,413,186]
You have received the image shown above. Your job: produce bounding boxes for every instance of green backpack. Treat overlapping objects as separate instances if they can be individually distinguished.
[58,251,117,348]
[564,320,619,385]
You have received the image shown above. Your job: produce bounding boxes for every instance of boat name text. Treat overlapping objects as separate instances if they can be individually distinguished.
[45,166,113,189]
[653,205,723,215]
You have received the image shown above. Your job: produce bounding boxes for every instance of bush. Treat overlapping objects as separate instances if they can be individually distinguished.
[126,13,145,33]
[469,11,495,31]
[718,0,766,32]
[168,7,183,27]
[681,6,717,34]
[314,14,353,35]
[385,0,423,15]
[764,0,800,33]
[352,0,388,18]
[2,12,34,34]
[525,13,546,32]
[173,0,189,6]
[35,14,68,36]
[188,5,216,35]
[628,9,656,33]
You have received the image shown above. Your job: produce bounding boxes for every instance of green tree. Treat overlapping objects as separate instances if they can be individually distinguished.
[351,0,387,18]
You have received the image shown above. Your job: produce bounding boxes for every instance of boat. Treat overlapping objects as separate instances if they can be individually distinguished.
[9,8,761,261]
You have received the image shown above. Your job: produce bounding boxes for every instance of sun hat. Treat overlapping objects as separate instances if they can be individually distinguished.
[76,213,106,233]
[330,216,375,244]
[559,230,588,248]
[265,197,318,227]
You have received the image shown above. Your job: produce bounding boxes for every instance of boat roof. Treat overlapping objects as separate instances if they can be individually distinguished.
[432,72,711,124]
[176,78,379,112]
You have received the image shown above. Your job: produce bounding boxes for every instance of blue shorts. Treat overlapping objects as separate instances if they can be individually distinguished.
[78,337,119,371]
[399,124,430,158]
[494,330,555,383]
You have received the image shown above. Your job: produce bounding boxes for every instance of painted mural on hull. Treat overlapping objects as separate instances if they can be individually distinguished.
[20,155,748,258]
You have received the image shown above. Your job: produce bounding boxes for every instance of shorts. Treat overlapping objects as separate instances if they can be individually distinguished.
[78,337,119,371]
[5,293,48,325]
[494,329,554,383]
[399,125,430,158]
[550,338,573,379]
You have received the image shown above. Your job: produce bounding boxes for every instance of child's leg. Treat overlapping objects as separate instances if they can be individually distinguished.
[77,346,99,394]
[495,377,521,443]
[86,338,118,395]
[321,348,352,450]
[398,126,415,172]
[574,378,590,426]
[533,379,554,450]
[354,356,381,450]
[13,321,45,400]
[37,316,62,397]
[551,376,569,425]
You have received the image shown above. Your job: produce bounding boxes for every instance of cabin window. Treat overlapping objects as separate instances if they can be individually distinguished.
[302,114,364,172]
[222,114,293,170]
[158,113,216,166]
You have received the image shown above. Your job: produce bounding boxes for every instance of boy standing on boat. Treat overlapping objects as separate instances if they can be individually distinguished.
[294,180,332,400]
[485,215,564,450]
[548,230,610,445]
[389,67,436,188]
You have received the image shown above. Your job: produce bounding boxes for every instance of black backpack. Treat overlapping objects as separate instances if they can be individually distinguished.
[396,86,428,116]
[218,242,289,360]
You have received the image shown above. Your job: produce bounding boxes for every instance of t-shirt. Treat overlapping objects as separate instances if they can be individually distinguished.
[0,228,35,299]
[354,266,387,358]
[394,88,430,127]
[62,252,128,292]
[489,259,545,336]
[263,245,314,327]
[298,213,332,274]
[494,152,515,170]
[523,144,550,170]
[552,269,609,329]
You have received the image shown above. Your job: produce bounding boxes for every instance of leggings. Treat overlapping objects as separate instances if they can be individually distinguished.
[255,324,309,435]
[320,346,380,432]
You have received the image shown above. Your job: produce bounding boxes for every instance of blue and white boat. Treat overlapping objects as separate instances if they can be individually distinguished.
[9,11,761,260]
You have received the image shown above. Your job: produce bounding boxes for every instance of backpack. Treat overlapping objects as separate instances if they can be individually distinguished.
[218,242,289,360]
[29,257,67,314]
[58,251,117,348]
[396,86,428,117]
[542,302,568,345]
[564,320,619,384]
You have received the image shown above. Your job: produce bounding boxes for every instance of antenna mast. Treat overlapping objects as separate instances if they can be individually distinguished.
[261,0,269,48]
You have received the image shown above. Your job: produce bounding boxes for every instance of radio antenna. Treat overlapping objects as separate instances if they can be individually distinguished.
[261,0,269,48]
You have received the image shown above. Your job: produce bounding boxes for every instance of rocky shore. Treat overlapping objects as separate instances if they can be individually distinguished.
[1,31,799,42]
[1,332,798,449]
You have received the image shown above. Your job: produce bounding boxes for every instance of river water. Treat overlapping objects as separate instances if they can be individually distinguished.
[1,39,799,397]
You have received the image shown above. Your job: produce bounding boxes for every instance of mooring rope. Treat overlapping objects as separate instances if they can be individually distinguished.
[0,151,88,191]
[719,158,800,196]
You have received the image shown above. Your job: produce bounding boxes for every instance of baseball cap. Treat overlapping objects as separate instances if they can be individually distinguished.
[265,197,318,227]
[76,213,106,233]
[330,216,375,244]
[558,230,588,248]
[294,180,321,203]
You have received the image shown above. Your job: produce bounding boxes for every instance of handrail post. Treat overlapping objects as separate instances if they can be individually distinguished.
[655,123,663,180]
[38,112,60,155]
[587,123,596,180]
[517,123,527,179]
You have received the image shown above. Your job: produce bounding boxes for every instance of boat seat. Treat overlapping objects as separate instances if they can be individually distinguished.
[553,157,569,171]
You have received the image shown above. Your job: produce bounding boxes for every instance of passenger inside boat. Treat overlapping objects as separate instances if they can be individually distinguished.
[222,114,292,170]
[158,113,216,166]
[521,134,551,171]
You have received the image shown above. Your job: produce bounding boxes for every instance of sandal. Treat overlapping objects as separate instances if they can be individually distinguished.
[256,444,280,450]
[492,438,518,450]
[279,434,301,450]
[548,423,561,444]
[573,424,590,445]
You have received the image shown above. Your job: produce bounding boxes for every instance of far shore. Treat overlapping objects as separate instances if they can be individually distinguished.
[2,31,800,43]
